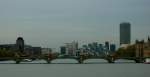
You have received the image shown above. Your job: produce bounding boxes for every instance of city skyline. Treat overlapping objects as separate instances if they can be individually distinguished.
[0,0,150,48]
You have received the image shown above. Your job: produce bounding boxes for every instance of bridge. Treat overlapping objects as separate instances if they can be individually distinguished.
[44,55,115,64]
[0,55,113,64]
[0,54,149,64]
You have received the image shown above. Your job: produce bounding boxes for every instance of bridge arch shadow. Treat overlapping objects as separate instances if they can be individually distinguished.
[0,60,15,64]
[83,59,108,64]
[50,59,79,64]
[114,59,135,63]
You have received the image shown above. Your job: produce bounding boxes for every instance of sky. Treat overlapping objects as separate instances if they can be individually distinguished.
[0,0,150,48]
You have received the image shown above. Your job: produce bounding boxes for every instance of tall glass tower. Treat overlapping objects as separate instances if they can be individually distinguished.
[120,22,131,45]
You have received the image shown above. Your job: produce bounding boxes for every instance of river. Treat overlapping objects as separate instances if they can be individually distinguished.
[0,59,149,77]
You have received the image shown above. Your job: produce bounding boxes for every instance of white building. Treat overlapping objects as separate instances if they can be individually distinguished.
[65,41,78,56]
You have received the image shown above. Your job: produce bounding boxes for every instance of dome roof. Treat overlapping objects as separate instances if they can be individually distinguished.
[17,37,24,40]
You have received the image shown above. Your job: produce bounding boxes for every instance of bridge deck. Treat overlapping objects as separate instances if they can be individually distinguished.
[0,56,150,60]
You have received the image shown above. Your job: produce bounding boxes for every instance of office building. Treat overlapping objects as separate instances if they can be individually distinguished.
[120,22,131,45]
[60,46,66,55]
[64,41,78,56]
[110,44,116,52]
[105,41,109,51]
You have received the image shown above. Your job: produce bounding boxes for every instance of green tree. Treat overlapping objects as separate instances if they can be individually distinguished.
[115,45,136,57]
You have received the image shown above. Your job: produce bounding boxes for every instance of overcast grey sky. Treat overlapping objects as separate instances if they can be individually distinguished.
[0,0,150,48]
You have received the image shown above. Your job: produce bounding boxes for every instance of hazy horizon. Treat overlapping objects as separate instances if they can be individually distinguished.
[0,0,150,48]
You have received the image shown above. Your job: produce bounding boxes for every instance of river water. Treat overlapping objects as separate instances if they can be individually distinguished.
[0,59,149,77]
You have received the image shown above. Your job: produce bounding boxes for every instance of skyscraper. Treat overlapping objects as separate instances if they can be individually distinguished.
[120,22,131,45]
[60,46,66,55]
[105,41,109,51]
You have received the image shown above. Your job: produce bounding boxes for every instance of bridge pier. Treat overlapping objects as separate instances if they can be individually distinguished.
[107,59,114,63]
[14,52,21,64]
[78,59,83,64]
[78,55,84,64]
[15,59,21,64]
[46,60,51,64]
[134,58,144,63]
[46,58,51,64]
[107,57,115,63]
